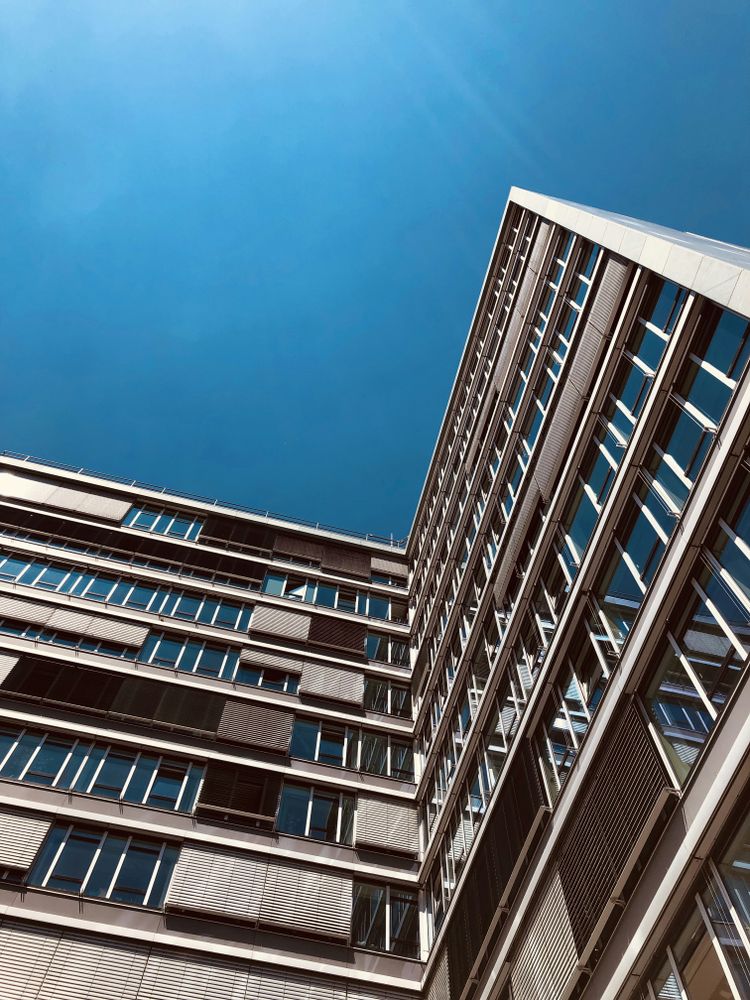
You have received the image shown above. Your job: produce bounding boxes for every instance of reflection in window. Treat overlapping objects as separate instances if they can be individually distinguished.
[29,824,178,908]
[0,724,203,812]
[124,505,202,541]
[276,782,354,845]
[352,882,419,957]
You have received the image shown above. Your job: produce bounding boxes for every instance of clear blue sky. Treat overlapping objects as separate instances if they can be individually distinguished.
[1,1,748,539]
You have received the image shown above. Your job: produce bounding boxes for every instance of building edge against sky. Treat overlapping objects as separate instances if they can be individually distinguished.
[0,189,747,999]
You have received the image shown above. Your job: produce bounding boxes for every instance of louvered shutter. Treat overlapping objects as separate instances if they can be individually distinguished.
[307,615,368,655]
[425,949,451,1000]
[300,661,364,705]
[0,592,53,625]
[260,860,352,939]
[217,698,293,752]
[137,947,253,1000]
[370,555,407,580]
[492,483,542,605]
[320,546,370,579]
[355,795,418,854]
[533,378,583,501]
[526,221,552,275]
[250,605,311,641]
[36,931,149,1000]
[274,534,324,563]
[0,472,130,521]
[0,652,19,684]
[166,843,268,922]
[45,607,148,647]
[240,646,304,673]
[257,967,347,1000]
[0,920,61,1000]
[0,808,52,868]
[197,760,281,824]
[556,701,671,959]
[509,872,578,1000]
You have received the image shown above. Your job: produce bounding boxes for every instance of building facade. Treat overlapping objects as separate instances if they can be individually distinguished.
[0,189,748,999]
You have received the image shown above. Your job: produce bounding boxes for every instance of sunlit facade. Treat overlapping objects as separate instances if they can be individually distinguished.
[0,190,748,998]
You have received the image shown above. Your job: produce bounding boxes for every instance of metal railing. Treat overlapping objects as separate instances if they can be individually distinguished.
[0,451,408,549]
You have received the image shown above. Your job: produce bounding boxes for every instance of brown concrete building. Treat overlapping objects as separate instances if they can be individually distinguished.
[0,189,748,999]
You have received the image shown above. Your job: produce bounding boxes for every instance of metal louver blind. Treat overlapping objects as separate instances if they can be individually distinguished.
[320,546,371,579]
[0,920,62,1000]
[239,646,305,673]
[197,759,281,822]
[166,843,268,922]
[260,860,352,940]
[569,257,629,397]
[307,615,368,655]
[533,377,583,501]
[492,483,542,605]
[526,221,552,275]
[0,808,52,869]
[370,555,407,579]
[556,701,670,957]
[0,592,147,647]
[273,534,324,563]
[0,470,131,522]
[0,592,53,625]
[34,931,149,1000]
[250,604,311,641]
[45,606,148,646]
[300,661,364,705]
[0,652,19,684]
[138,947,255,1000]
[217,699,293,753]
[355,794,418,854]
[509,872,578,1000]
[426,949,451,1000]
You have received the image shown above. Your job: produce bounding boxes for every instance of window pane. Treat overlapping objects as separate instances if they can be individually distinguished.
[318,724,345,766]
[309,791,339,842]
[84,833,128,898]
[390,888,419,957]
[24,738,75,786]
[46,829,100,891]
[360,732,388,776]
[277,784,310,837]
[90,752,136,799]
[145,761,187,810]
[352,882,386,951]
[290,720,319,761]
[110,840,161,904]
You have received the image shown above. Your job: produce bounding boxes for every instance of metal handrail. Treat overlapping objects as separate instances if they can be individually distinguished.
[0,450,408,549]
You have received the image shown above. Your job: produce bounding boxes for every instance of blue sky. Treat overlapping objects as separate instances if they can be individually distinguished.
[0,1,748,539]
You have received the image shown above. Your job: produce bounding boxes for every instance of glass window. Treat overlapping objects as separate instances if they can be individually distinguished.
[277,784,310,837]
[319,723,346,766]
[290,719,319,761]
[352,882,387,951]
[364,678,389,714]
[390,888,419,958]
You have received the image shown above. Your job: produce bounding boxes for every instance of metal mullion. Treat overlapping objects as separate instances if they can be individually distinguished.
[692,578,747,660]
[633,491,670,545]
[86,747,111,794]
[142,756,162,807]
[67,744,92,791]
[79,830,109,896]
[119,753,141,802]
[709,858,750,960]
[103,834,131,900]
[688,353,736,390]
[665,947,689,1000]
[304,786,314,837]
[51,741,76,788]
[673,393,718,432]
[720,519,750,565]
[143,842,167,907]
[695,892,745,1000]
[614,539,649,596]
[41,824,73,887]
[705,551,750,618]
[17,735,44,781]
[0,727,23,771]
[666,632,718,721]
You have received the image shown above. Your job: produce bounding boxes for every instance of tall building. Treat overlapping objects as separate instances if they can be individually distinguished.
[0,189,748,1000]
